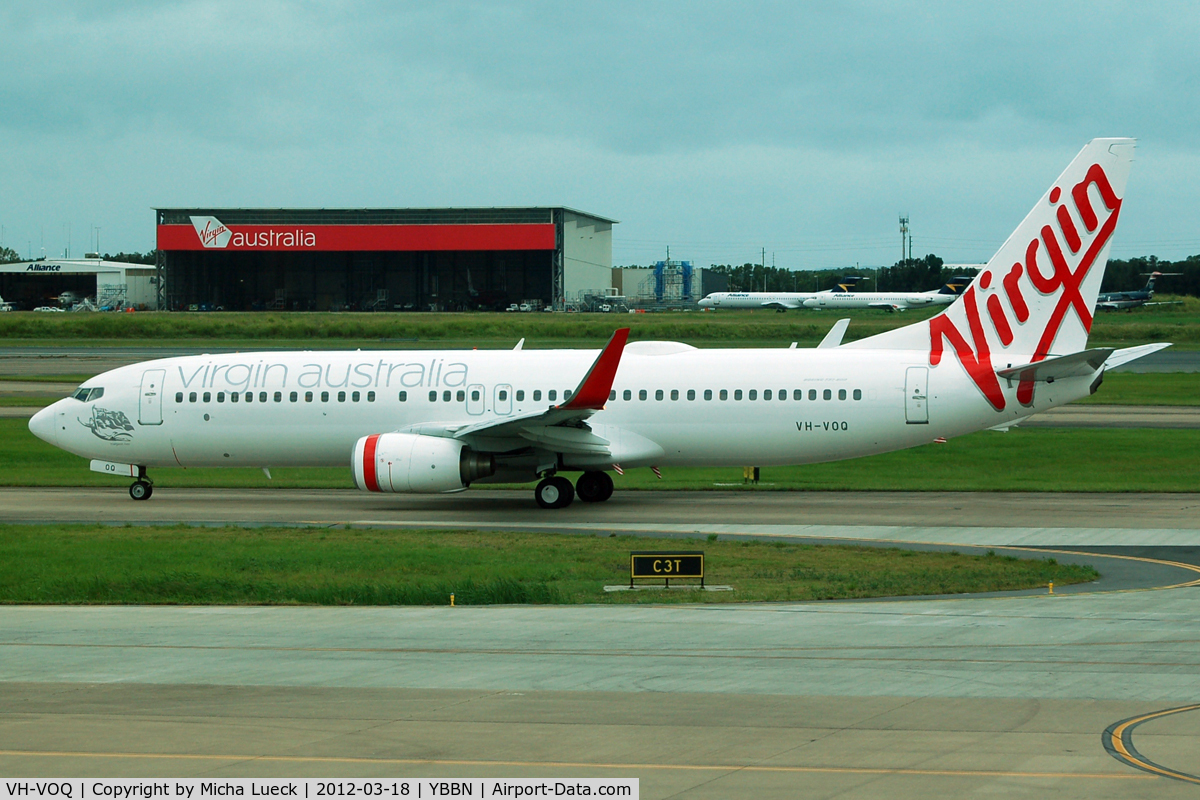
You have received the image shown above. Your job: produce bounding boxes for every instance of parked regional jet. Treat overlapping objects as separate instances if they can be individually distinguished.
[1095,271,1182,311]
[29,139,1169,508]
[697,277,863,311]
[797,279,973,312]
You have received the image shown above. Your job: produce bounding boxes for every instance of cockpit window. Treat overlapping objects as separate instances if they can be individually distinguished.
[71,387,104,402]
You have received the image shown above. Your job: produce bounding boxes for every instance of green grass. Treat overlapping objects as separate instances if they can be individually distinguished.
[1,303,1197,347]
[2,418,1196,491]
[1075,371,1199,405]
[0,524,1098,605]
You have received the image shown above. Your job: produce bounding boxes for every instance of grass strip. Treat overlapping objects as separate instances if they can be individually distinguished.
[0,524,1097,605]
[1,419,1196,491]
[0,303,1197,346]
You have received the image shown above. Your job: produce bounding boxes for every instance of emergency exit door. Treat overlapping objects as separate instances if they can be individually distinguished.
[905,367,928,424]
[139,369,166,425]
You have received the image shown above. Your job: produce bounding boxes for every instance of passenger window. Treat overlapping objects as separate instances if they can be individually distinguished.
[623,389,631,401]
[289,391,297,402]
[457,390,466,402]
[719,390,728,401]
[443,390,451,402]
[549,390,557,401]
[853,389,862,400]
[609,390,615,401]
[564,390,572,400]
[428,391,437,402]
[189,392,197,403]
[655,389,663,401]
[533,390,542,401]
[823,389,832,400]
[367,391,376,402]
[794,389,802,400]
[352,391,360,402]
[704,389,712,400]
[321,391,329,402]
[337,391,346,402]
[274,391,282,402]
[763,390,772,401]
[734,389,743,401]
[259,392,267,403]
[808,389,817,400]
[398,391,407,402]
[175,392,183,403]
[217,392,225,403]
[230,392,238,403]
[838,389,847,400]
[203,392,211,403]
[687,389,695,401]
[748,389,757,401]
[671,389,679,401]
[304,391,312,402]
[517,390,525,401]
[779,389,786,401]
[639,389,647,401]
[244,392,252,403]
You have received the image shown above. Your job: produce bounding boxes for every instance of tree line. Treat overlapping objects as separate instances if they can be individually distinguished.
[0,248,157,265]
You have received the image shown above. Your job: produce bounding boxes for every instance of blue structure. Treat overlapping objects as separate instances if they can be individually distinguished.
[653,259,694,302]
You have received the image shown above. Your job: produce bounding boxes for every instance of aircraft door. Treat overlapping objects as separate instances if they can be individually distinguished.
[139,369,166,426]
[466,384,485,415]
[494,384,513,416]
[905,367,928,424]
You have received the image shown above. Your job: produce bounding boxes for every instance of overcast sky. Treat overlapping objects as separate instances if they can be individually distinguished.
[3,0,1199,270]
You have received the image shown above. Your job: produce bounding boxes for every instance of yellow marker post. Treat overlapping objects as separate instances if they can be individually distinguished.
[1048,582,1054,595]
[450,593,455,606]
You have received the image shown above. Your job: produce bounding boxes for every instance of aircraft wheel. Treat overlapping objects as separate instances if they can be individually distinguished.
[535,476,574,509]
[129,480,153,501]
[576,471,613,503]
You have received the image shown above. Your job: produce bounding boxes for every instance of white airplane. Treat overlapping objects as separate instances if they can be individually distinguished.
[697,277,863,311]
[29,139,1169,509]
[798,280,972,312]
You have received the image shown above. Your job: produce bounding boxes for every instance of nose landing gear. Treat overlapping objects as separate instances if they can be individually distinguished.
[129,467,153,501]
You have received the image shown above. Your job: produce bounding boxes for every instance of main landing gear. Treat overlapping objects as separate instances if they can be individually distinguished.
[575,470,614,503]
[534,471,614,509]
[129,468,153,501]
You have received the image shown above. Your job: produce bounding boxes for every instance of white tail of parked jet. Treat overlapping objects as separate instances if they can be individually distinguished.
[845,138,1137,411]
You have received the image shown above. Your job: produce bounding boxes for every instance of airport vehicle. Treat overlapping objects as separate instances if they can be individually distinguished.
[29,139,1168,508]
[797,280,972,312]
[0,294,12,312]
[1095,271,1182,310]
[697,277,862,311]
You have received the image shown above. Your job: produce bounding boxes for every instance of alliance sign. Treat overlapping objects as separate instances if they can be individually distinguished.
[155,215,556,253]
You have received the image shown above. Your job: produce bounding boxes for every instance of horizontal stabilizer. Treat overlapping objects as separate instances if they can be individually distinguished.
[996,348,1113,384]
[1103,342,1172,370]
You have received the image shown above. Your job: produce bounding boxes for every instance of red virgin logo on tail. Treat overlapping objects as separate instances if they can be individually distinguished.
[930,163,1122,411]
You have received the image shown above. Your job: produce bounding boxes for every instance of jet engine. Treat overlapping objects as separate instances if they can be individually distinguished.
[352,433,494,493]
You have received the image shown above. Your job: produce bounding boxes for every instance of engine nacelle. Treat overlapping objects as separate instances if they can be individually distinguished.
[352,433,494,493]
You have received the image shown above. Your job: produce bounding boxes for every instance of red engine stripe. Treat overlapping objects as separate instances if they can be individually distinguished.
[363,434,381,492]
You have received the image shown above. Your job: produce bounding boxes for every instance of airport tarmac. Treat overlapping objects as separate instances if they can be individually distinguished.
[2,488,1200,796]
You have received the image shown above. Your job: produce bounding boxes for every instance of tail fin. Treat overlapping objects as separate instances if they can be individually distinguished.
[847,138,1134,391]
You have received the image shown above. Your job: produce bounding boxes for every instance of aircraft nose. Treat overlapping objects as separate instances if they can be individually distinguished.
[28,404,58,446]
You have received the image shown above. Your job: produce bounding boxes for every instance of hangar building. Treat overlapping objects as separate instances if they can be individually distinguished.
[0,259,158,310]
[156,207,616,311]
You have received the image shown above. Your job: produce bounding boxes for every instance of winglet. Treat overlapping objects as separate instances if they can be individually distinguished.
[558,328,630,410]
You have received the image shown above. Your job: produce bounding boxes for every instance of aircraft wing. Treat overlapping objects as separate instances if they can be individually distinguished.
[762,299,803,310]
[397,328,630,455]
[995,348,1113,383]
[868,302,902,312]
